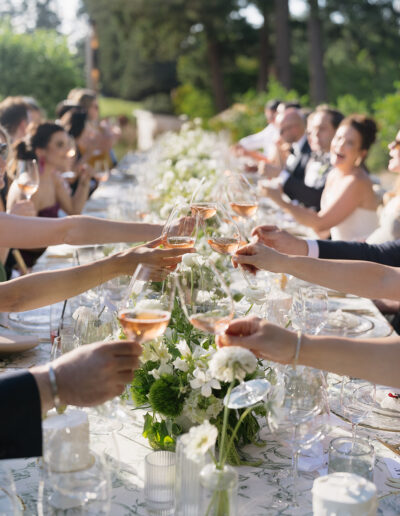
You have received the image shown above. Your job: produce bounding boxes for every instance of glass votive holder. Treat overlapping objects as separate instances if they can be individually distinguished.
[328,436,375,481]
[144,451,176,516]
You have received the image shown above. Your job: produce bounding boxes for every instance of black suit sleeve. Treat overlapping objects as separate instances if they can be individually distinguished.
[282,175,323,209]
[0,370,42,459]
[317,239,400,267]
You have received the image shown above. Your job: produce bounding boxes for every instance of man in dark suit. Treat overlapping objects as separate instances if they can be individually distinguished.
[0,339,141,459]
[281,106,344,210]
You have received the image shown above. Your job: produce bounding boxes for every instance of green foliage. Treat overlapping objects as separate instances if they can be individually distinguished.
[173,83,215,120]
[143,413,177,451]
[142,93,174,115]
[335,94,369,117]
[129,361,158,407]
[0,23,83,115]
[148,374,185,418]
[98,96,140,122]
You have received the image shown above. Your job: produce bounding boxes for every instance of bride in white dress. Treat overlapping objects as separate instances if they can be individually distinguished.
[263,114,379,241]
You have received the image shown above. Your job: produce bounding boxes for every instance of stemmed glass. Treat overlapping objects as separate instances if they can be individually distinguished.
[341,381,372,445]
[117,263,176,345]
[273,367,326,508]
[204,204,241,256]
[16,159,39,200]
[225,173,258,239]
[162,203,198,249]
[94,159,110,183]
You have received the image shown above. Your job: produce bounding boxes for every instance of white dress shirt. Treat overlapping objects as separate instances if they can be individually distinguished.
[239,123,279,160]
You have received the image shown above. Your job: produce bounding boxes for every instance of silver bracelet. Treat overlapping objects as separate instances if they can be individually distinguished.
[293,331,302,370]
[48,364,64,414]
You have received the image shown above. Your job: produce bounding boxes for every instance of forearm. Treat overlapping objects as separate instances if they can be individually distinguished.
[282,254,400,300]
[69,179,91,214]
[0,254,126,312]
[281,201,327,231]
[300,334,400,388]
[30,365,53,415]
[0,246,9,265]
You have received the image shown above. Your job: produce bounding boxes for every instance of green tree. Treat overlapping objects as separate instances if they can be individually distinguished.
[0,23,83,114]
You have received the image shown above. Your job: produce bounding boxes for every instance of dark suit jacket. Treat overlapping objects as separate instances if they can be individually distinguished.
[317,239,400,267]
[0,370,42,459]
[282,140,318,207]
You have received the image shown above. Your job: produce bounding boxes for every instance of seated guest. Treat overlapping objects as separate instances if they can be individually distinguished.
[23,96,44,125]
[233,99,281,163]
[7,122,94,267]
[2,339,142,458]
[267,105,344,210]
[258,108,311,182]
[261,115,379,240]
[68,88,119,167]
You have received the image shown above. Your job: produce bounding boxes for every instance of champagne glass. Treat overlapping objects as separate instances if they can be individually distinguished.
[117,263,176,344]
[16,159,39,200]
[162,203,198,249]
[177,258,234,336]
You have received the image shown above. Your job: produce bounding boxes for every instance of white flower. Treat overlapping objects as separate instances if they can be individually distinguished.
[209,346,257,383]
[149,362,173,380]
[243,286,267,305]
[134,299,163,312]
[182,391,223,424]
[190,368,221,397]
[181,420,218,462]
[181,252,203,268]
[141,340,172,364]
[176,339,191,357]
[72,306,97,322]
[173,357,189,372]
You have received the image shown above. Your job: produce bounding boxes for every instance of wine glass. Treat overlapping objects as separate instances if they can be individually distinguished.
[162,203,198,249]
[205,204,242,256]
[117,263,176,344]
[225,173,258,239]
[177,258,234,336]
[341,381,372,446]
[16,159,39,200]
[94,159,110,183]
[190,201,217,222]
[275,367,326,507]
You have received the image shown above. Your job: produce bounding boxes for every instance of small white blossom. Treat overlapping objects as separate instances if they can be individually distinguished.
[209,346,257,383]
[190,368,221,397]
[72,306,97,322]
[173,357,189,372]
[181,420,218,462]
[243,286,267,305]
[182,391,223,425]
[176,339,191,357]
[149,362,173,380]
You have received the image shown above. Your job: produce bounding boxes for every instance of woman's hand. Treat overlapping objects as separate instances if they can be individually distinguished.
[251,225,308,255]
[217,316,296,364]
[259,184,285,206]
[232,241,285,274]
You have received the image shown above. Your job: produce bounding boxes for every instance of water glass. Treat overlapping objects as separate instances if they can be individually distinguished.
[145,451,176,516]
[301,287,328,334]
[328,436,375,481]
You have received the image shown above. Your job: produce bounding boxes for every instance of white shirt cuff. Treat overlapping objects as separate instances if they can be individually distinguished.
[278,170,290,185]
[306,239,319,258]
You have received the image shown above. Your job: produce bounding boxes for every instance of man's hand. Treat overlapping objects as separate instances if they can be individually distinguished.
[251,225,308,256]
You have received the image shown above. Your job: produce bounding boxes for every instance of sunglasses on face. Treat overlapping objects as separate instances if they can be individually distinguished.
[0,143,8,161]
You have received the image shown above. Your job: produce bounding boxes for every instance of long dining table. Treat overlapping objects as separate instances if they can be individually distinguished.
[1,169,400,515]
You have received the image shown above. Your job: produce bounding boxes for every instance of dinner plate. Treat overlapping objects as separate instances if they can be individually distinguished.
[322,311,373,336]
[358,385,400,418]
[8,306,50,331]
[0,333,39,353]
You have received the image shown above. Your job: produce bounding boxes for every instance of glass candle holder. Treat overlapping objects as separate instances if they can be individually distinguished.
[328,436,375,481]
[144,451,176,516]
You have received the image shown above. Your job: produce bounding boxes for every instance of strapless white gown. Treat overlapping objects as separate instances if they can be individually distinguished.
[329,207,379,241]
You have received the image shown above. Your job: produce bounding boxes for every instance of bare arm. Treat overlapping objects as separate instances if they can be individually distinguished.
[54,171,91,215]
[234,242,400,301]
[0,244,191,312]
[220,317,400,388]
[0,212,163,249]
[276,179,361,232]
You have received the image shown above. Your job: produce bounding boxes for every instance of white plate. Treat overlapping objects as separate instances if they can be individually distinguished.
[8,306,50,330]
[0,333,39,353]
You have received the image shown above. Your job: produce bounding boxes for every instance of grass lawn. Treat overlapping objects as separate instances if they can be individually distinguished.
[99,96,141,121]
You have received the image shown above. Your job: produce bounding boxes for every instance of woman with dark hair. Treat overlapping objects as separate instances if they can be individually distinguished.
[7,122,93,267]
[262,114,379,241]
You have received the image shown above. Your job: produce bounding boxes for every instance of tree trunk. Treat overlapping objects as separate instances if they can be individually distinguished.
[205,29,227,112]
[274,0,291,89]
[308,0,327,103]
[257,2,270,92]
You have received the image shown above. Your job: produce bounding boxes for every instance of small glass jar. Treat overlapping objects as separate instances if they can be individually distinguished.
[328,436,375,481]
[200,463,238,516]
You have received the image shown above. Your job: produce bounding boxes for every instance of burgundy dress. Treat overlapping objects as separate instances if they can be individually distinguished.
[19,203,60,268]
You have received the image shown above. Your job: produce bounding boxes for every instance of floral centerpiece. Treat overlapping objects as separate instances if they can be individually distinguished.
[126,297,275,465]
